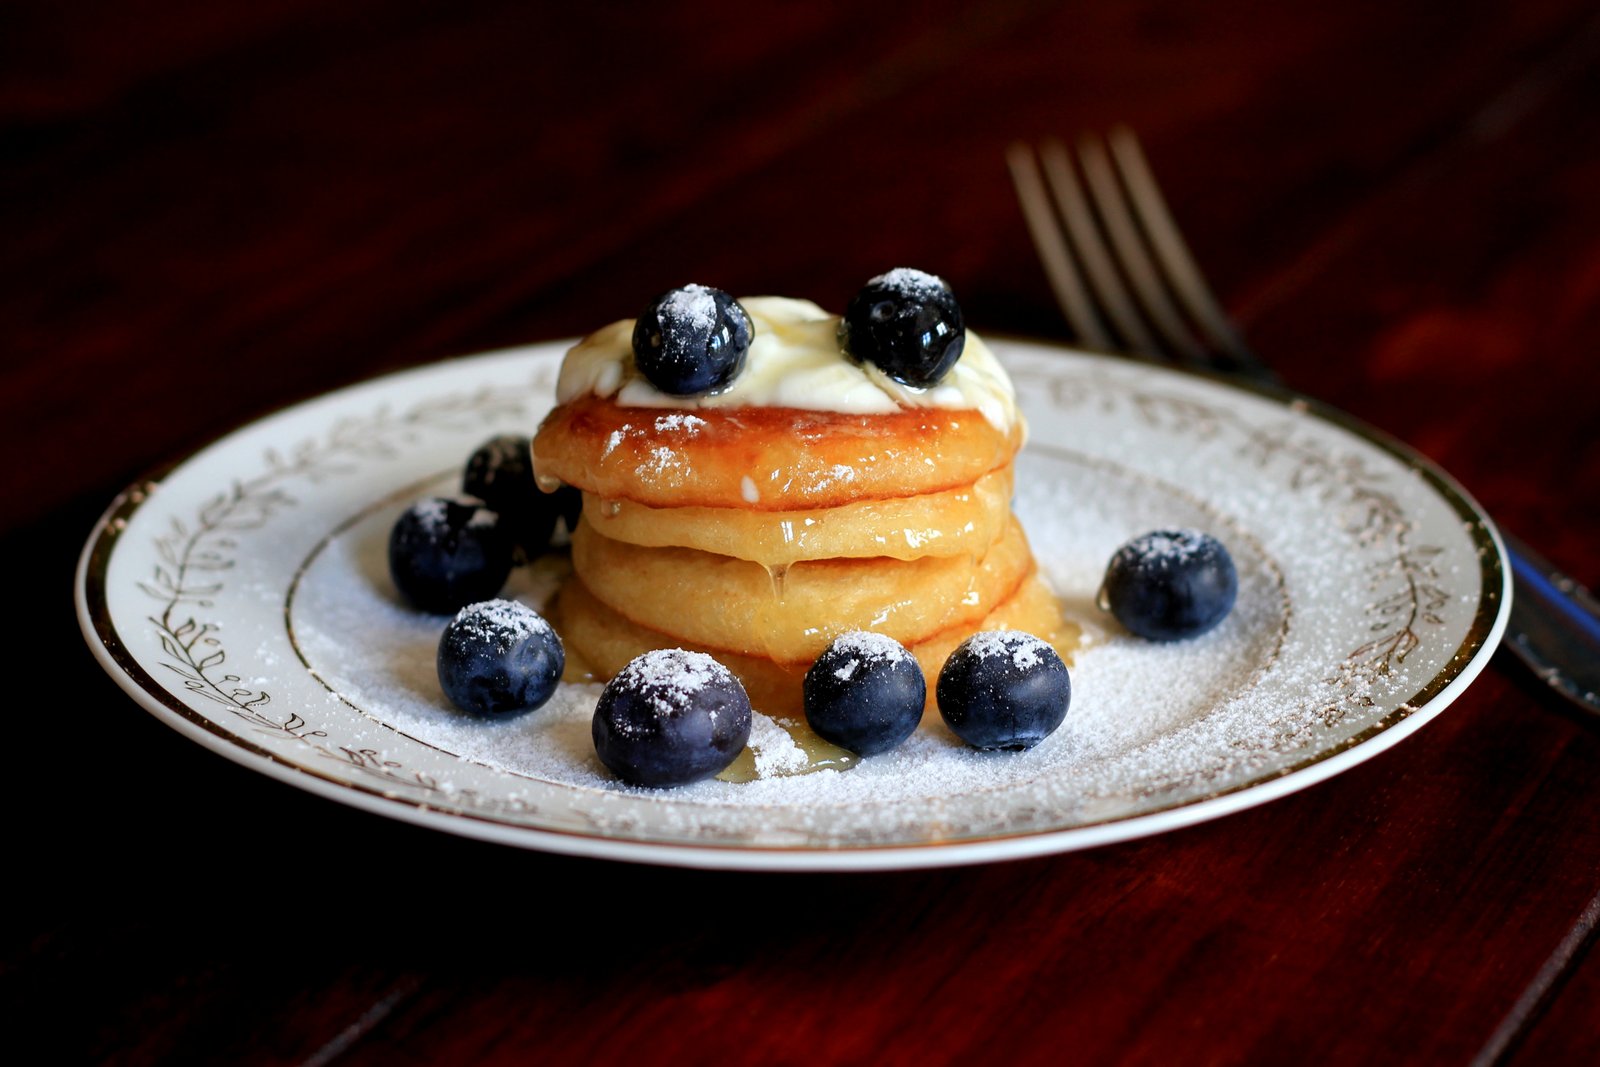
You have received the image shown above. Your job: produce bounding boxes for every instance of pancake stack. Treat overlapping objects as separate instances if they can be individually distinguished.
[531,294,1070,717]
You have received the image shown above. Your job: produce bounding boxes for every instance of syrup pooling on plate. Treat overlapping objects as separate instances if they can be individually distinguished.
[715,718,860,782]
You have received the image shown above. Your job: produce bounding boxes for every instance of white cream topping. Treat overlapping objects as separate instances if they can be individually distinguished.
[555,295,1020,433]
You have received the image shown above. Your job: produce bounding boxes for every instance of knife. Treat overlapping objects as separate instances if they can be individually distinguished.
[1503,530,1600,714]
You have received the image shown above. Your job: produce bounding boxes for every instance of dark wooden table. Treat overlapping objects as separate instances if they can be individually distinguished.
[9,2,1600,1063]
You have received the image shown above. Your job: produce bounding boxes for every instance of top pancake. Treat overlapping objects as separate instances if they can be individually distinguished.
[532,392,1024,511]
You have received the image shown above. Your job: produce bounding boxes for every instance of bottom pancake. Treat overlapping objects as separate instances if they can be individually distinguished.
[552,570,1079,719]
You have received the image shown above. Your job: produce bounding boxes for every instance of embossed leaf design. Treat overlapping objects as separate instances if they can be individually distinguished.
[137,375,542,805]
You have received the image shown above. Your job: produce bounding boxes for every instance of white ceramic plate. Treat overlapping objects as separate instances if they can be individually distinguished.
[77,340,1508,870]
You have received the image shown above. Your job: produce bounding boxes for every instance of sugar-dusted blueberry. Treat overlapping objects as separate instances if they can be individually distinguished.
[388,497,513,613]
[463,434,549,552]
[840,268,965,387]
[547,481,582,539]
[804,631,925,756]
[462,434,579,556]
[1100,528,1237,641]
[592,649,752,787]
[463,434,530,512]
[936,631,1071,751]
[436,599,564,718]
[631,284,752,396]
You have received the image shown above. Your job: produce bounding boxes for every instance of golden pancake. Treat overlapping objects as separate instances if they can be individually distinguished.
[582,467,1013,565]
[532,393,1023,511]
[570,514,1034,662]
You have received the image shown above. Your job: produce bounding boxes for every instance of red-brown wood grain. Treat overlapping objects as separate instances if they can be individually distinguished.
[1507,898,1600,1066]
[6,2,1600,1064]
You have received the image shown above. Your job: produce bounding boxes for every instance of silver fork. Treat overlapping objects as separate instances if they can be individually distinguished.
[1007,128,1600,717]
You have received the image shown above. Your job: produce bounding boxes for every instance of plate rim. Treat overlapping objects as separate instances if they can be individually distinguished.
[75,337,1511,871]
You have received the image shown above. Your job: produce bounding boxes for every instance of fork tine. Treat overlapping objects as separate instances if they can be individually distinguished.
[1035,139,1161,356]
[1076,132,1209,364]
[1005,142,1114,350]
[1105,126,1272,379]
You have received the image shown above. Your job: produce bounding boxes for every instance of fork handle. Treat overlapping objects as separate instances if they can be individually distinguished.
[1501,530,1600,714]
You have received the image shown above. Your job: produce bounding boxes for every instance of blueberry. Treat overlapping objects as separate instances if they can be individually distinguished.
[388,497,513,613]
[463,434,579,555]
[1100,529,1237,641]
[548,482,582,538]
[840,268,965,387]
[631,284,752,396]
[803,631,925,755]
[436,599,564,717]
[936,631,1071,751]
[592,649,753,787]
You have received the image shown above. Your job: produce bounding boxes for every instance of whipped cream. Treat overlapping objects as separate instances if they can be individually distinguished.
[555,295,1021,433]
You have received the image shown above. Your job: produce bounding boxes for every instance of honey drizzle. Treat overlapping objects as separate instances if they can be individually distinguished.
[716,718,859,782]
[763,562,790,599]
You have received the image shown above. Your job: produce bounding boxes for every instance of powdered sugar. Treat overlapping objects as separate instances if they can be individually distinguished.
[657,284,720,334]
[290,452,1297,814]
[637,446,684,479]
[1113,528,1210,565]
[961,630,1048,671]
[827,630,911,675]
[749,716,809,776]
[873,267,949,300]
[601,426,630,459]
[466,436,527,496]
[448,598,552,649]
[612,648,736,720]
[599,420,701,474]
[791,463,858,495]
[407,497,449,528]
[653,413,706,434]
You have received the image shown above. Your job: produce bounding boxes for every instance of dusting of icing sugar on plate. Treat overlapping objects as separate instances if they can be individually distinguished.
[76,339,1508,870]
